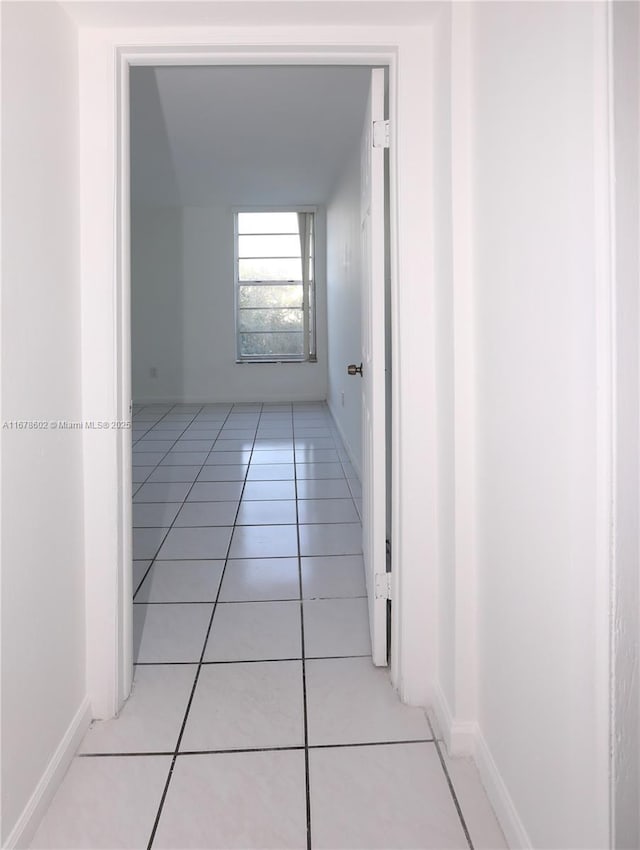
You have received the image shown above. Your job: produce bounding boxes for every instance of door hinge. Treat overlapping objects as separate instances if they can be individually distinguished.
[375,572,392,600]
[373,119,390,149]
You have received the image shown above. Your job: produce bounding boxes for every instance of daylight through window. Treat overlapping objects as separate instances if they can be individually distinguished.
[235,210,316,362]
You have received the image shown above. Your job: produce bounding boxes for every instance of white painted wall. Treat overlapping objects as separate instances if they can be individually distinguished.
[469,3,610,847]
[326,144,363,474]
[132,203,328,403]
[1,3,89,845]
[132,205,185,400]
[432,3,456,719]
[611,3,640,847]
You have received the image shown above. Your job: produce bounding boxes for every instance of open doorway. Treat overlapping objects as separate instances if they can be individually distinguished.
[128,65,392,695]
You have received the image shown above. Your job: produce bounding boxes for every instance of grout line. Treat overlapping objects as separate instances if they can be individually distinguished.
[132,598,368,606]
[133,654,372,666]
[426,715,475,850]
[78,739,435,759]
[292,406,313,850]
[131,405,208,593]
[144,402,263,850]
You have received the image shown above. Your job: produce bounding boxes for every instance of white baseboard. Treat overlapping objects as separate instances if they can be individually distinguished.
[430,682,531,849]
[133,393,326,406]
[474,726,532,850]
[430,681,477,756]
[326,399,362,481]
[4,697,92,849]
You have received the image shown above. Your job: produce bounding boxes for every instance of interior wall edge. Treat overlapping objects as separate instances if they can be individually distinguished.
[326,397,362,481]
[2,698,92,850]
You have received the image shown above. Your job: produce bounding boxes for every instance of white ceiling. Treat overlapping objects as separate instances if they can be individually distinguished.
[130,65,373,207]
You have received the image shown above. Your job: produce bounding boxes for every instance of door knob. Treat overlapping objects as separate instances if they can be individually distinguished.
[347,363,363,377]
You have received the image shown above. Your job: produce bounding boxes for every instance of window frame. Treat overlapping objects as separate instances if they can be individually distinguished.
[233,206,318,364]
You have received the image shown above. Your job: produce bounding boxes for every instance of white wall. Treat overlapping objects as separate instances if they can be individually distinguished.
[432,3,456,719]
[1,3,89,845]
[326,144,363,473]
[132,203,328,403]
[611,3,640,847]
[469,3,609,847]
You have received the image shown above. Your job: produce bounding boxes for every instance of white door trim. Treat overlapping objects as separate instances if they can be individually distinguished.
[79,24,438,718]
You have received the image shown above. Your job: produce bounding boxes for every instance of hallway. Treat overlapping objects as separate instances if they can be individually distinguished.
[30,402,505,849]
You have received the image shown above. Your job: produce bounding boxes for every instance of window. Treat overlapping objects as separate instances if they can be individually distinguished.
[234,210,316,362]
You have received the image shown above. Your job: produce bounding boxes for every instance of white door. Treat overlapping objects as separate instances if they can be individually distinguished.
[359,67,388,666]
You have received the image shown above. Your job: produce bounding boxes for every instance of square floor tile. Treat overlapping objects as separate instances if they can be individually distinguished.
[181,429,220,440]
[172,440,214,452]
[301,555,366,598]
[180,661,304,751]
[349,479,363,499]
[133,527,169,559]
[294,438,335,450]
[132,467,152,484]
[242,480,296,501]
[218,429,256,440]
[236,500,297,526]
[160,451,209,466]
[174,501,239,527]
[309,743,468,849]
[296,479,351,499]
[196,465,248,482]
[299,523,362,556]
[213,439,255,451]
[146,466,201,484]
[256,428,293,438]
[251,450,295,464]
[295,463,345,480]
[205,450,252,465]
[187,482,244,502]
[132,451,166,466]
[305,657,431,745]
[437,745,509,850]
[133,503,182,528]
[157,527,232,559]
[303,598,371,657]
[30,755,171,849]
[80,665,197,754]
[219,558,300,602]
[253,438,293,450]
[133,560,151,595]
[297,499,359,524]
[153,750,306,850]
[294,449,340,463]
[133,603,213,663]
[204,601,301,661]
[134,482,192,503]
[229,524,298,559]
[135,440,175,452]
[246,463,295,480]
[136,560,224,603]
[149,423,187,432]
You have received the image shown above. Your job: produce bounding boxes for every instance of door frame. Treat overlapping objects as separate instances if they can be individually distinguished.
[79,23,439,719]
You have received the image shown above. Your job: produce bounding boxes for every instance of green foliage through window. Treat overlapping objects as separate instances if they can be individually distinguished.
[235,211,316,362]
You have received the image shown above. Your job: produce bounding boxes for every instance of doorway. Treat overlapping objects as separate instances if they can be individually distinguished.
[80,34,438,721]
[129,63,390,679]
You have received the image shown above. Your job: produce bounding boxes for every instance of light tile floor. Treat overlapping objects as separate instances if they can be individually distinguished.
[31,402,508,850]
